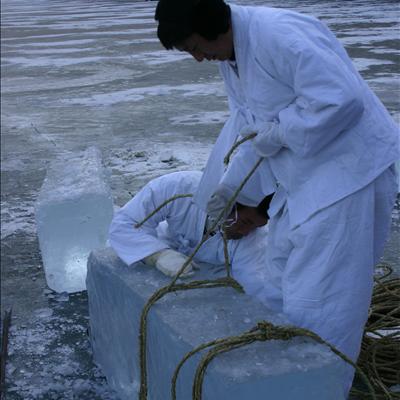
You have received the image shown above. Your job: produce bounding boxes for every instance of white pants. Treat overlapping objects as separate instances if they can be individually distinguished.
[259,165,398,396]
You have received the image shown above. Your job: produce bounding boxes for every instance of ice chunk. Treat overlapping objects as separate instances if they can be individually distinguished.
[35,147,113,293]
[87,248,346,400]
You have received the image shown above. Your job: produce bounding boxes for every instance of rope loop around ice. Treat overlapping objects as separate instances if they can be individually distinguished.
[138,153,263,400]
[134,135,398,400]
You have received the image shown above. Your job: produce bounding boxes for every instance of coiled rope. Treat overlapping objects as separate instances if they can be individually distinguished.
[133,133,397,399]
[170,267,400,399]
[138,156,263,400]
[350,265,400,399]
[173,321,377,400]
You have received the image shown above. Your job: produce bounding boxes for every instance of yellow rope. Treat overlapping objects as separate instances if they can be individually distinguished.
[223,133,257,165]
[135,189,398,400]
[134,130,398,400]
[138,159,264,400]
[178,269,400,400]
[138,278,244,400]
[221,230,232,278]
[350,265,400,399]
[170,321,376,400]
[135,194,193,228]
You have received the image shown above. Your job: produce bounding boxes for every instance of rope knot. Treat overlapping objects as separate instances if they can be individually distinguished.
[254,322,300,341]
[224,277,245,293]
[256,321,274,334]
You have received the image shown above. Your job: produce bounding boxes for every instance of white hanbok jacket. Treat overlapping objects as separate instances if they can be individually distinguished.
[109,171,269,300]
[195,5,399,228]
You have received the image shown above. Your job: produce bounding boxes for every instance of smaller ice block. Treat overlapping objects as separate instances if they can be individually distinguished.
[35,147,113,293]
[87,248,346,400]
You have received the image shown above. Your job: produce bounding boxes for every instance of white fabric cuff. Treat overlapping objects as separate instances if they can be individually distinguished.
[143,250,165,267]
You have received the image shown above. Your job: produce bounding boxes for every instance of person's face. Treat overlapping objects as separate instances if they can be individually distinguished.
[175,31,233,62]
[223,206,268,240]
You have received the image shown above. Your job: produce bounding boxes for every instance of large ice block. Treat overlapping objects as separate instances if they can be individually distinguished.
[87,248,346,400]
[35,147,113,293]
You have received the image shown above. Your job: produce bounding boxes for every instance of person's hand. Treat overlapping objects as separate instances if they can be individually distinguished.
[144,249,194,278]
[240,121,284,157]
[206,184,235,224]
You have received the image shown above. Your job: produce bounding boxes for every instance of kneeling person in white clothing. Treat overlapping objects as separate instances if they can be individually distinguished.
[109,171,272,303]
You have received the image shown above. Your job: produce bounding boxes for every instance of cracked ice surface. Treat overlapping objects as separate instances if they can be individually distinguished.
[5,291,117,400]
[87,249,345,400]
[1,0,399,398]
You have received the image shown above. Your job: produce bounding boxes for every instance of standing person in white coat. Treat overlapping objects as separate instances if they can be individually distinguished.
[154,0,399,395]
[109,170,273,304]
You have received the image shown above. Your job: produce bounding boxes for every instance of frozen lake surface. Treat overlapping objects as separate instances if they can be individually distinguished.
[1,0,399,398]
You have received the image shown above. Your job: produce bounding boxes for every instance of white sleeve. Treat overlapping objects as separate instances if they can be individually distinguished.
[108,182,170,266]
[219,139,277,206]
[253,19,364,157]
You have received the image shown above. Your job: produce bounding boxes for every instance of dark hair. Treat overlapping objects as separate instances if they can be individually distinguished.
[155,0,231,49]
[237,193,274,219]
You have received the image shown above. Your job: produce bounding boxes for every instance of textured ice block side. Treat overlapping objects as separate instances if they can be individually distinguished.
[87,248,346,400]
[35,147,113,293]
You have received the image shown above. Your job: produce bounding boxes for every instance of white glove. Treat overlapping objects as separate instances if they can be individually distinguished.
[239,124,257,138]
[143,249,194,278]
[206,184,235,223]
[240,121,284,157]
